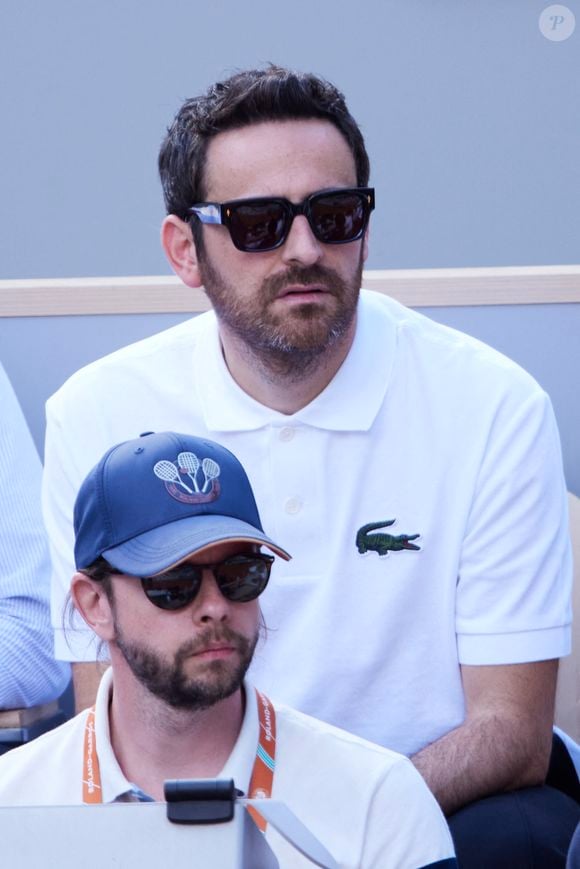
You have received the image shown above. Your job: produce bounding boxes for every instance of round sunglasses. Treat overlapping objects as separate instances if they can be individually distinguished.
[139,553,275,611]
[189,187,375,253]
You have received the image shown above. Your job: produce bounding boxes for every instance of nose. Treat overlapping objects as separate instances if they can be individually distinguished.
[280,214,323,267]
[193,572,229,624]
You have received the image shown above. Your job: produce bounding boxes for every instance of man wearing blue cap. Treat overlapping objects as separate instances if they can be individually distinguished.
[0,431,455,868]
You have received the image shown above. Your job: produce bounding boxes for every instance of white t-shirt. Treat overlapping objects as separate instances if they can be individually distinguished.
[0,671,455,869]
[43,290,572,754]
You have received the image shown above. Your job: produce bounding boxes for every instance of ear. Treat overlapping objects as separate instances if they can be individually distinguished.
[71,573,116,643]
[161,215,204,288]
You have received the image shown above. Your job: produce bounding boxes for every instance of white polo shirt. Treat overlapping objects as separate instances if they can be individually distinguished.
[0,670,455,869]
[43,290,571,754]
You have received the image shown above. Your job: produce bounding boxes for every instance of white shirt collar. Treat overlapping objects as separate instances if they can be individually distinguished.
[195,289,396,433]
[219,683,260,796]
[94,667,138,803]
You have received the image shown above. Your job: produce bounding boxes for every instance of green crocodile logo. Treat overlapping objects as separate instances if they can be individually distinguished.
[356,520,421,556]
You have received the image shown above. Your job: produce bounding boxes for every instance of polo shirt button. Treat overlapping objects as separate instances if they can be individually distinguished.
[279,426,295,442]
[284,497,302,515]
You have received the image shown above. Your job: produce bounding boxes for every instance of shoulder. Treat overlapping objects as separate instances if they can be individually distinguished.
[47,311,216,412]
[0,363,36,446]
[0,362,16,409]
[0,711,87,805]
[271,701,455,865]
[360,288,546,403]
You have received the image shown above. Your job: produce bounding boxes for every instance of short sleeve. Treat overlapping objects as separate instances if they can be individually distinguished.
[456,387,571,665]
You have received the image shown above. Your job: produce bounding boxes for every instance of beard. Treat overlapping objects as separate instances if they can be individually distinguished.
[113,622,258,711]
[198,249,364,379]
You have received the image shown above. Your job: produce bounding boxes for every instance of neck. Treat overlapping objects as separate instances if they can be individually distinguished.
[218,318,357,414]
[108,673,245,801]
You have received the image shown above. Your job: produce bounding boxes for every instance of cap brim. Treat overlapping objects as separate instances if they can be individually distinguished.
[102,513,291,576]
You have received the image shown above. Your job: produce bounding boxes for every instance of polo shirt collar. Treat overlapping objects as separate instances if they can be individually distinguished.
[219,682,260,795]
[94,667,139,803]
[195,289,396,433]
[94,672,259,803]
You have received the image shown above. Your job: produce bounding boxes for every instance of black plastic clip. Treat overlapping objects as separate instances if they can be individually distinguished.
[164,778,242,824]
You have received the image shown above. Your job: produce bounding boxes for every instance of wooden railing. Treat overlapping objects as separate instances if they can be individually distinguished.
[1,265,579,317]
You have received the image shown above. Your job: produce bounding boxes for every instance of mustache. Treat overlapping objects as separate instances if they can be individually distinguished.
[261,264,342,300]
[174,626,251,660]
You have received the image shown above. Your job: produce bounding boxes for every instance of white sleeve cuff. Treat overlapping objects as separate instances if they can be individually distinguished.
[457,624,571,665]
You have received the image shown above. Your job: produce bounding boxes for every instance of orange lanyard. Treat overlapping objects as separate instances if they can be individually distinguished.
[82,707,101,803]
[246,689,276,831]
[82,688,276,830]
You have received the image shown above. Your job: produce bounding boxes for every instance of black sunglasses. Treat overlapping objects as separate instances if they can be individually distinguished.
[188,187,375,253]
[139,553,275,611]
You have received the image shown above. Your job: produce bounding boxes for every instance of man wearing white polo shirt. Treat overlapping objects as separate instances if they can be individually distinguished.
[43,66,578,864]
[1,432,456,869]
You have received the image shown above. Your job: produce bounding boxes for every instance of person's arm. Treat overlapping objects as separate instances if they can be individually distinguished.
[412,659,557,816]
[0,364,70,708]
[413,379,569,815]
[43,386,103,712]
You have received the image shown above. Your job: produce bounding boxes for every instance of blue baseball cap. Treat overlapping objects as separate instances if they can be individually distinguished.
[74,431,291,575]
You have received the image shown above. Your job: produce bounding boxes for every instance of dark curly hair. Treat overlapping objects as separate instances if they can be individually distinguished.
[158,64,370,229]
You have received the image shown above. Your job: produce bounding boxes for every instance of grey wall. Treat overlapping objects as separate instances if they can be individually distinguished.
[1,0,578,276]
[1,2,578,489]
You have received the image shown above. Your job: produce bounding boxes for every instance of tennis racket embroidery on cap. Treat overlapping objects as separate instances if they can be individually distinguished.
[153,452,221,504]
